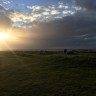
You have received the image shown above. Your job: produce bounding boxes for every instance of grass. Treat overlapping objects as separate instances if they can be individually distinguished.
[0,51,96,96]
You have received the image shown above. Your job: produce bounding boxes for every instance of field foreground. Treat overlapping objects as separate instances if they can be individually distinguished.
[0,51,96,96]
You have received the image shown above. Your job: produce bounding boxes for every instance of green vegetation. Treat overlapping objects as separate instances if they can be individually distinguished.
[0,51,96,96]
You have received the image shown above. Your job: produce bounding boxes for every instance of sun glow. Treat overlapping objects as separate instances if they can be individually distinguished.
[0,29,25,51]
[0,33,9,40]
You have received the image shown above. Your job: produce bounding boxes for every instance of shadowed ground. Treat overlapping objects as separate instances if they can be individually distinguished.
[0,51,96,96]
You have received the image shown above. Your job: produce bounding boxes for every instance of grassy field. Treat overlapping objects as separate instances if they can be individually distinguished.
[0,51,96,96]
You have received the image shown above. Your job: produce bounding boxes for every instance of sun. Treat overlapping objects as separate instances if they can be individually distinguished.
[0,33,9,40]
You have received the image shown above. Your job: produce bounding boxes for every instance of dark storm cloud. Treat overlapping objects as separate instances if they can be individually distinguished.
[76,0,96,10]
[18,0,96,49]
[0,5,12,31]
[22,10,96,49]
[0,4,5,12]
[0,14,12,30]
[30,11,96,36]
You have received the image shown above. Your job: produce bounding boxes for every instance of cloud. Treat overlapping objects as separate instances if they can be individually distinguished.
[9,1,85,27]
[51,10,60,15]
[0,4,6,12]
[21,10,96,49]
[0,0,95,49]
[49,5,55,10]
[10,4,65,25]
[58,3,69,9]
[73,6,82,11]
[0,13,12,31]
[76,0,96,11]
[32,13,42,18]
[27,5,50,12]
[62,10,75,15]
[3,0,11,4]
[42,12,50,15]
[10,4,65,26]
[9,12,38,23]
[0,5,12,32]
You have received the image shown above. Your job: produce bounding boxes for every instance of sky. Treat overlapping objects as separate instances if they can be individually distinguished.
[0,0,96,50]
